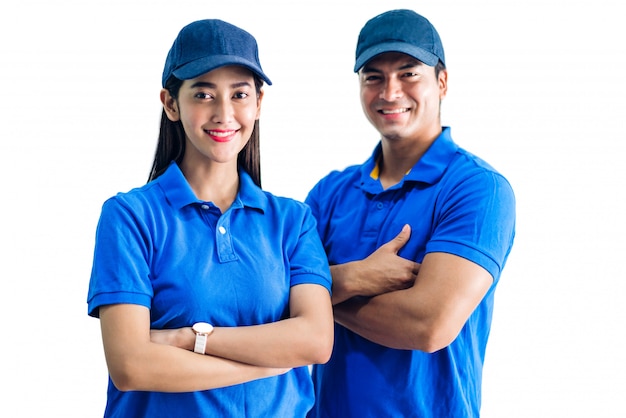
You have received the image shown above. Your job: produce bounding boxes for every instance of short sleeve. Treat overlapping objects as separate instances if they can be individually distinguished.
[427,171,516,281]
[287,204,332,294]
[87,197,154,317]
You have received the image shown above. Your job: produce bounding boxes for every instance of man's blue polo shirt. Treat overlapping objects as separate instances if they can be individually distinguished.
[87,161,331,418]
[306,127,516,418]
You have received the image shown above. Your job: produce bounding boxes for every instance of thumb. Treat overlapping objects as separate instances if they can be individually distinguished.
[388,224,411,253]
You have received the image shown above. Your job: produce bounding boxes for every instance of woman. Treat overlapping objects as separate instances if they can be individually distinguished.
[87,19,333,417]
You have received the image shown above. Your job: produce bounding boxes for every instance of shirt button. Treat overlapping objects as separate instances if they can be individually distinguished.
[376,202,384,209]
[201,204,210,210]
[218,226,226,234]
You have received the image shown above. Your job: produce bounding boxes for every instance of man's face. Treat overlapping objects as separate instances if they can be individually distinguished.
[358,52,447,144]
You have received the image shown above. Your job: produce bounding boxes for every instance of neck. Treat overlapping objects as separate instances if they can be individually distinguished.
[378,128,441,189]
[180,160,239,213]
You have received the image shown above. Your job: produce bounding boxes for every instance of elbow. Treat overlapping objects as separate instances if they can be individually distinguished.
[109,371,134,392]
[111,379,134,393]
[301,310,335,364]
[404,315,460,353]
[310,330,334,364]
[304,324,334,364]
[419,335,453,354]
[318,333,335,364]
[107,359,145,392]
[415,323,459,354]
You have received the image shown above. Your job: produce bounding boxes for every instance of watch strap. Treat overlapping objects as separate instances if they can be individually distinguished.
[194,333,208,354]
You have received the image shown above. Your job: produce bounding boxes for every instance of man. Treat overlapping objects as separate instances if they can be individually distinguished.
[305,9,516,417]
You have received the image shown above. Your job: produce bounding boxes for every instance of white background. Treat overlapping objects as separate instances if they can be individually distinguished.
[1,0,624,416]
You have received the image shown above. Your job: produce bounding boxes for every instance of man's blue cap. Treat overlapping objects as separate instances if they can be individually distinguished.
[354,9,445,72]
[162,19,272,87]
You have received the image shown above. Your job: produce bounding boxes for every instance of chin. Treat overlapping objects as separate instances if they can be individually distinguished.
[378,127,406,141]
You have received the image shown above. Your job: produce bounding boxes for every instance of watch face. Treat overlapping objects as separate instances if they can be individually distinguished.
[193,322,214,334]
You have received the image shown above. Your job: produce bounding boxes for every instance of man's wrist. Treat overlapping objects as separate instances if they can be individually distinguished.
[331,263,359,304]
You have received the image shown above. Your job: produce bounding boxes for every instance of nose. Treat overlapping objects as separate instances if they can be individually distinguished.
[211,97,234,123]
[380,76,402,102]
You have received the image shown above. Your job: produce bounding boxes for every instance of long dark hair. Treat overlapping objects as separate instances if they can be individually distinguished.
[147,74,264,187]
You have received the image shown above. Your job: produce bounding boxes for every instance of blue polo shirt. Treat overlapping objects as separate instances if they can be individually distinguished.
[87,161,332,418]
[306,127,516,418]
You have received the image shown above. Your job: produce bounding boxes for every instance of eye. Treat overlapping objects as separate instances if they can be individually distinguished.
[233,91,249,99]
[194,92,213,100]
[362,74,382,85]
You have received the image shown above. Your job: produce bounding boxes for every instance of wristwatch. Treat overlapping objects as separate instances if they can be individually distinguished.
[192,322,214,354]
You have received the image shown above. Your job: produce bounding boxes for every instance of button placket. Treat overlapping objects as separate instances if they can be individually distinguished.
[364,197,387,237]
[216,215,237,262]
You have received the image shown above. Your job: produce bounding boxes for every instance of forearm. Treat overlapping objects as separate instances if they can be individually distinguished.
[333,252,493,352]
[330,257,417,305]
[333,290,435,351]
[161,285,334,368]
[330,260,405,305]
[210,284,333,367]
[206,317,332,367]
[109,341,286,392]
[100,304,286,392]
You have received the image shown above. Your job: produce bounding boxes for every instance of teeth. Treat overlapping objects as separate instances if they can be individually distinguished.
[208,130,235,137]
[380,108,408,114]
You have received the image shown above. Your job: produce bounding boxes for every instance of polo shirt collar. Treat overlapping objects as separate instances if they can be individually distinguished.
[237,169,267,212]
[360,126,458,192]
[157,161,267,212]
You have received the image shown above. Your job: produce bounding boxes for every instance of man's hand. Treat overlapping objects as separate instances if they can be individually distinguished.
[331,224,420,304]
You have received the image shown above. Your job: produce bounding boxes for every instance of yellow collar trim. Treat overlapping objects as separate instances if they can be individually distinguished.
[369,158,411,180]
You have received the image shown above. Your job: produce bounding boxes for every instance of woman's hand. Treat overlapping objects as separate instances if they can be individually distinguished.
[150,327,194,351]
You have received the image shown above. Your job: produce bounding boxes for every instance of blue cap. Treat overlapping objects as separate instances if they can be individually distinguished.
[354,9,445,72]
[162,19,272,87]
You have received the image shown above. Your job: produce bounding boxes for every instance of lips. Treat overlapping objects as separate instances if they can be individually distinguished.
[206,129,238,142]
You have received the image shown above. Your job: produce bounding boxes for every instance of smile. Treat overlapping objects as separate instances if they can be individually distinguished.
[206,129,238,143]
[379,108,409,114]
[207,129,237,137]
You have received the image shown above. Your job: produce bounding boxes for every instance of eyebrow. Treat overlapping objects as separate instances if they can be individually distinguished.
[189,80,252,89]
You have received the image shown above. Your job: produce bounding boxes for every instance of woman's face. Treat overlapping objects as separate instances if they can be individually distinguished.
[163,65,263,168]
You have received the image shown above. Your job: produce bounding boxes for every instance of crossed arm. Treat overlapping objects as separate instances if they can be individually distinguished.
[330,225,493,352]
[99,283,333,392]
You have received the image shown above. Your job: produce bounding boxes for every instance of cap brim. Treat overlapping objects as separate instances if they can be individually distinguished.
[173,55,272,85]
[354,42,439,72]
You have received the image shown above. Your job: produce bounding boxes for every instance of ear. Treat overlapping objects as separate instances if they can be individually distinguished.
[438,69,448,100]
[160,88,180,121]
[255,89,264,120]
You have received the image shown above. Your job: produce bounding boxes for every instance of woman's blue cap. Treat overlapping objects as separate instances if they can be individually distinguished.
[354,9,445,72]
[162,19,272,87]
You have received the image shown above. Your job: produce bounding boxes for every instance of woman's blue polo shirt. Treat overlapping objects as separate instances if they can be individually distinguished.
[305,127,516,418]
[87,162,331,418]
